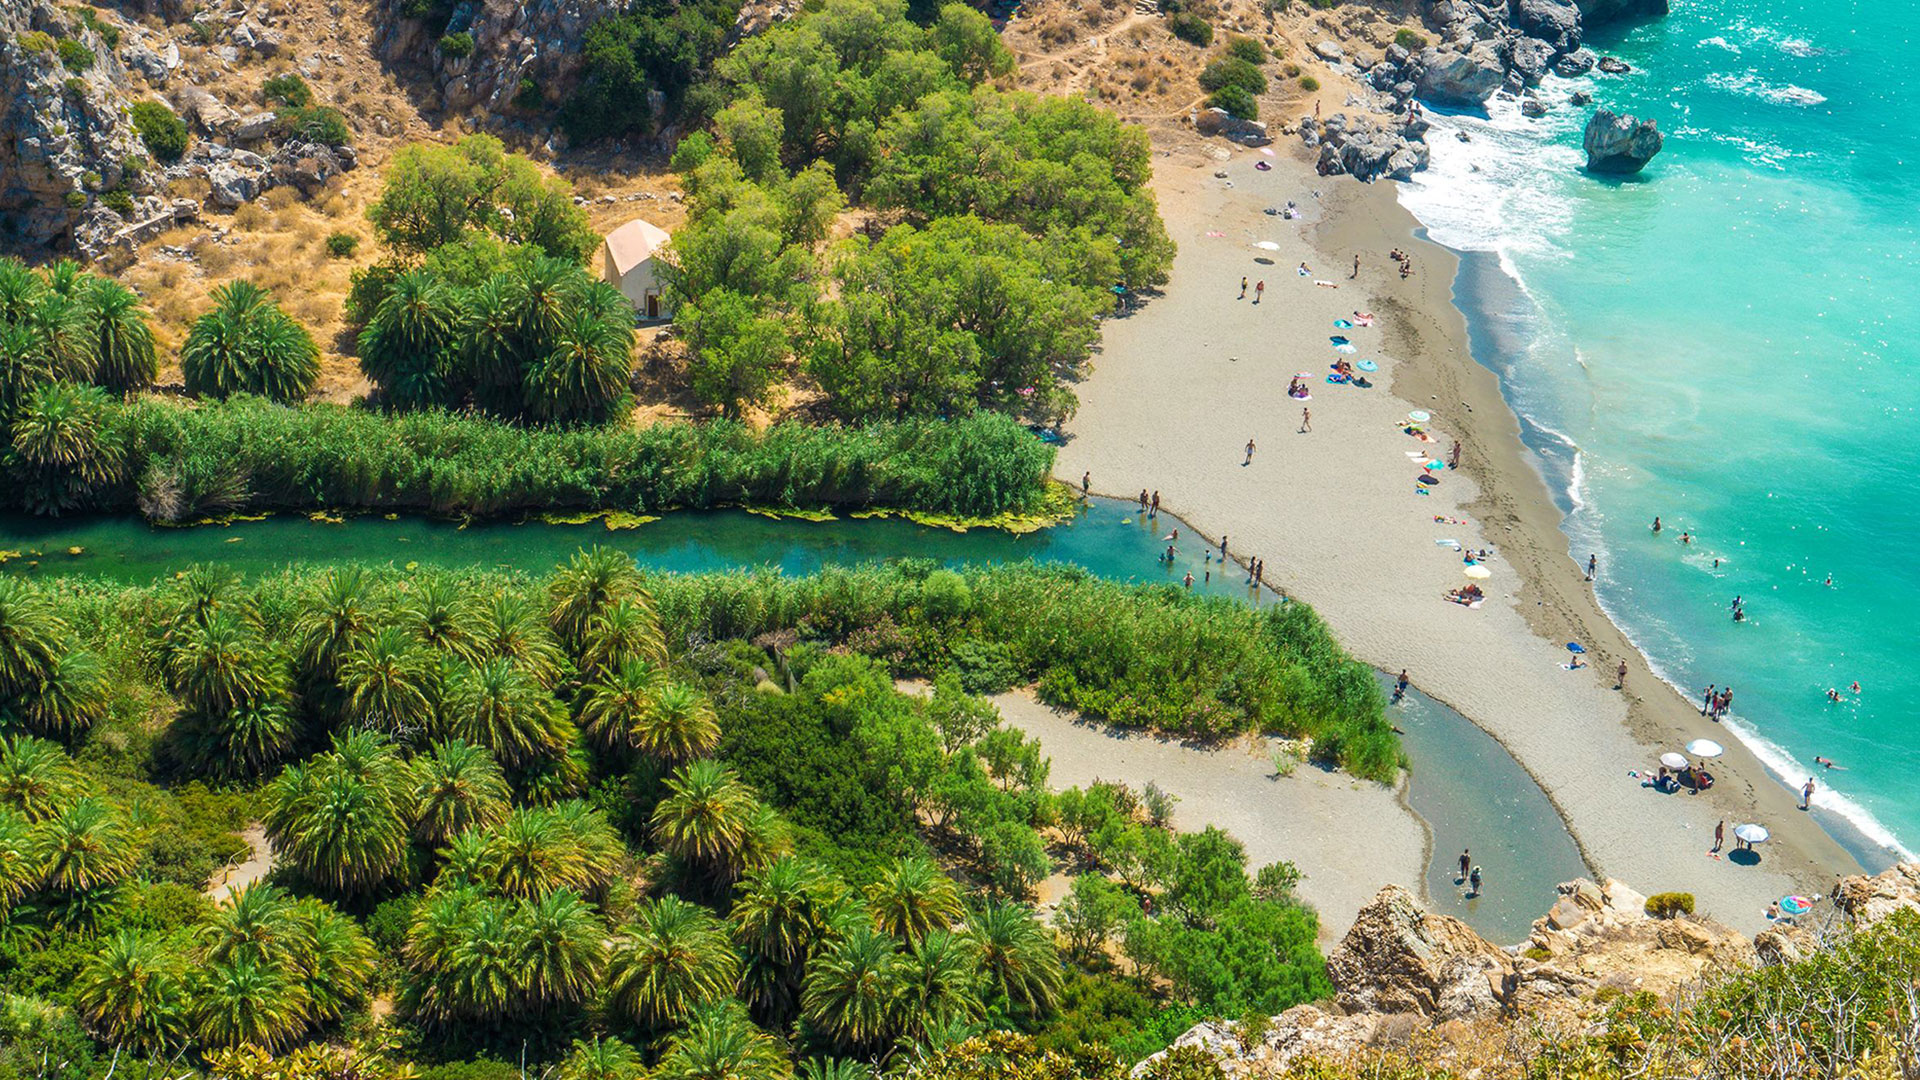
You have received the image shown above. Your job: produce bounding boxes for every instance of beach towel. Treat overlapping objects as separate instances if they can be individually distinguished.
[1315,280,1339,288]
[1205,230,1224,237]
[1333,319,1354,329]
[1254,161,1272,171]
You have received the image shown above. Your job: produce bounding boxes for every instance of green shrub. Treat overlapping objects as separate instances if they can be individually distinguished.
[64,76,88,94]
[1282,61,1301,77]
[63,191,89,210]
[121,154,147,178]
[1394,28,1428,50]
[81,170,102,190]
[512,76,543,110]
[1298,75,1320,92]
[324,231,360,258]
[1167,12,1212,46]
[1206,85,1258,121]
[262,72,313,107]
[276,104,351,145]
[1523,945,1552,961]
[437,30,474,58]
[1199,57,1266,96]
[130,99,188,162]
[20,31,55,54]
[1223,36,1266,65]
[78,7,121,49]
[189,20,216,45]
[1645,892,1695,919]
[1305,0,1341,8]
[102,189,135,216]
[57,38,96,72]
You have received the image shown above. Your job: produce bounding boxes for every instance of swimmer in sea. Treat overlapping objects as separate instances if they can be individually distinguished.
[1815,756,1847,770]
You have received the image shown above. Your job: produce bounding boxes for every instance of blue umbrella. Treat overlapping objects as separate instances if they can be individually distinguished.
[1566,642,1586,654]
[1357,359,1378,372]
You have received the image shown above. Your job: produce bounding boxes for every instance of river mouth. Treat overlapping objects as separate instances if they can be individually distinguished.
[2,496,1585,942]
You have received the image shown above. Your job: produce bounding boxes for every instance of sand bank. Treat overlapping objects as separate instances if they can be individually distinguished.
[1056,143,1859,936]
[990,690,1427,947]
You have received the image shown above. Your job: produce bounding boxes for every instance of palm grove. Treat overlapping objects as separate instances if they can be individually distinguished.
[0,555,1382,1077]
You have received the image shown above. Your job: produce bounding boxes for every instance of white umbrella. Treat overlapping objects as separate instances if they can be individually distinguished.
[1254,241,1281,251]
[1687,738,1725,758]
[1733,823,1770,844]
[1463,565,1492,580]
[1408,410,1431,423]
[1659,752,1688,770]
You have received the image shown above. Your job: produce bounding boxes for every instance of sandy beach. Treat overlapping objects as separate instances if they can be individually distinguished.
[1055,140,1862,936]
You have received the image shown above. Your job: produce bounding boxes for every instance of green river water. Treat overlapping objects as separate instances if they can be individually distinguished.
[0,497,1581,942]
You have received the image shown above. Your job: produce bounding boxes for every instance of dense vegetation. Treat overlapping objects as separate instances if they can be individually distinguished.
[0,395,1054,521]
[0,555,1365,1077]
[653,0,1173,422]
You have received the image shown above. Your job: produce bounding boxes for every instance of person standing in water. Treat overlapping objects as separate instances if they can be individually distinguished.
[1468,866,1483,896]
[1219,535,1229,557]
[1394,670,1410,701]
[1150,491,1160,517]
[1586,553,1598,581]
[1457,849,1470,882]
[1652,517,1662,533]
[1138,490,1149,512]
[1081,471,1090,495]
[1701,684,1716,715]
[1801,776,1816,810]
[1183,571,1193,589]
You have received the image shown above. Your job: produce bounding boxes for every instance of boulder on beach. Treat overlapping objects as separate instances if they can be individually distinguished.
[1583,108,1663,173]
[1415,42,1507,106]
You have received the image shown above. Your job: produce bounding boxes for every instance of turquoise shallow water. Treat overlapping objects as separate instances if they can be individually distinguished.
[1398,1,1920,855]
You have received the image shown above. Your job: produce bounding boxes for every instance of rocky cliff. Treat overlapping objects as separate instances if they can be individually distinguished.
[1136,865,1920,1078]
[376,0,623,120]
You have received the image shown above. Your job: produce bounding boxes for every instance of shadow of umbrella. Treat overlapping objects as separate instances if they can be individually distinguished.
[1728,848,1761,866]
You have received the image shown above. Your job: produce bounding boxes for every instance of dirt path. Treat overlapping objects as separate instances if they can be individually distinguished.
[205,823,276,903]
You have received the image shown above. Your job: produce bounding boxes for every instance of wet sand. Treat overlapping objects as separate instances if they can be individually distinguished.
[1055,142,1860,936]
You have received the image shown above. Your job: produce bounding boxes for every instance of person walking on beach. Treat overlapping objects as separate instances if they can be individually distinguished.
[1300,407,1312,433]
[1801,776,1816,810]
[1457,849,1470,883]
[1244,438,1256,466]
[1239,276,1248,299]
[1712,819,1725,854]
[1449,440,1461,469]
[1616,660,1628,690]
[1351,254,1361,279]
[1254,280,1265,304]
[1586,553,1597,581]
[1081,471,1090,495]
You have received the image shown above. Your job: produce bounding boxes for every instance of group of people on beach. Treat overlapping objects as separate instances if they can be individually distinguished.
[1388,248,1415,279]
[1701,683,1735,720]
[1139,489,1266,590]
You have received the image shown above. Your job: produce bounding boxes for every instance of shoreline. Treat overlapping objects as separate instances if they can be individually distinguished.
[1055,138,1864,936]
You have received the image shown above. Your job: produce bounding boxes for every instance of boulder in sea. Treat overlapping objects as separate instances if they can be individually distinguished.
[1582,108,1663,173]
[1597,55,1633,74]
[1415,42,1507,106]
[1554,47,1598,76]
[1521,97,1549,118]
[1569,89,1593,106]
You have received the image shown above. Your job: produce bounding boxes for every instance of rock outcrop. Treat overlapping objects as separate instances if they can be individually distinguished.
[1413,41,1508,106]
[1325,885,1517,1019]
[1832,862,1920,927]
[1582,108,1663,173]
[380,0,624,117]
[1302,114,1431,182]
[0,1,158,251]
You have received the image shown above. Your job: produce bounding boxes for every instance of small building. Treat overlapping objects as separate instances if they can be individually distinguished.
[599,218,674,321]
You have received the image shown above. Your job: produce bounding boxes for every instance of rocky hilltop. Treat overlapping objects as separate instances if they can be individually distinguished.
[1138,862,1920,1076]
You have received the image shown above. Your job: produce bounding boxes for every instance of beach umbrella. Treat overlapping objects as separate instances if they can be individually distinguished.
[1733,823,1770,844]
[1254,241,1281,251]
[1296,371,1314,378]
[1464,565,1491,580]
[1566,642,1586,654]
[1330,335,1350,345]
[1358,359,1378,372]
[1334,343,1358,354]
[1686,738,1725,758]
[1779,894,1815,916]
[1409,410,1431,423]
[1660,752,1689,770]
[1255,161,1273,171]
[1424,459,1447,471]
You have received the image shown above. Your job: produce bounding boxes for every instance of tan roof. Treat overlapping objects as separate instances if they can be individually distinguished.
[603,218,672,277]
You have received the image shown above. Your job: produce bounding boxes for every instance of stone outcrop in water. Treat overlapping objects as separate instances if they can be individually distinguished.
[1300,114,1430,182]
[1583,108,1664,173]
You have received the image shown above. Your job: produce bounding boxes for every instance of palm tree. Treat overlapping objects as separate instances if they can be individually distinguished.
[358,267,458,409]
[473,592,568,689]
[291,566,375,685]
[288,897,378,1023]
[636,683,723,769]
[442,658,571,769]
[578,660,664,754]
[964,902,1063,1017]
[21,289,92,384]
[896,929,983,1043]
[262,732,412,897]
[6,381,126,515]
[163,608,284,717]
[339,625,439,737]
[523,297,635,425]
[547,547,643,652]
[556,1037,645,1080]
[79,277,157,394]
[38,795,139,894]
[444,892,519,1019]
[478,804,591,900]
[12,647,107,738]
[577,596,666,680]
[460,275,522,416]
[865,857,963,944]
[400,884,494,1023]
[510,887,606,1012]
[0,578,65,701]
[202,883,302,964]
[411,739,511,846]
[731,856,847,1026]
[801,921,904,1057]
[507,256,577,358]
[396,573,482,665]
[652,760,756,886]
[74,931,188,1052]
[606,895,741,1032]
[0,806,44,907]
[0,735,82,822]
[193,953,311,1049]
[180,280,319,403]
[654,1001,795,1080]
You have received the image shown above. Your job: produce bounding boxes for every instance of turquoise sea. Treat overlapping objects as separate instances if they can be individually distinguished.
[1397,0,1920,858]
